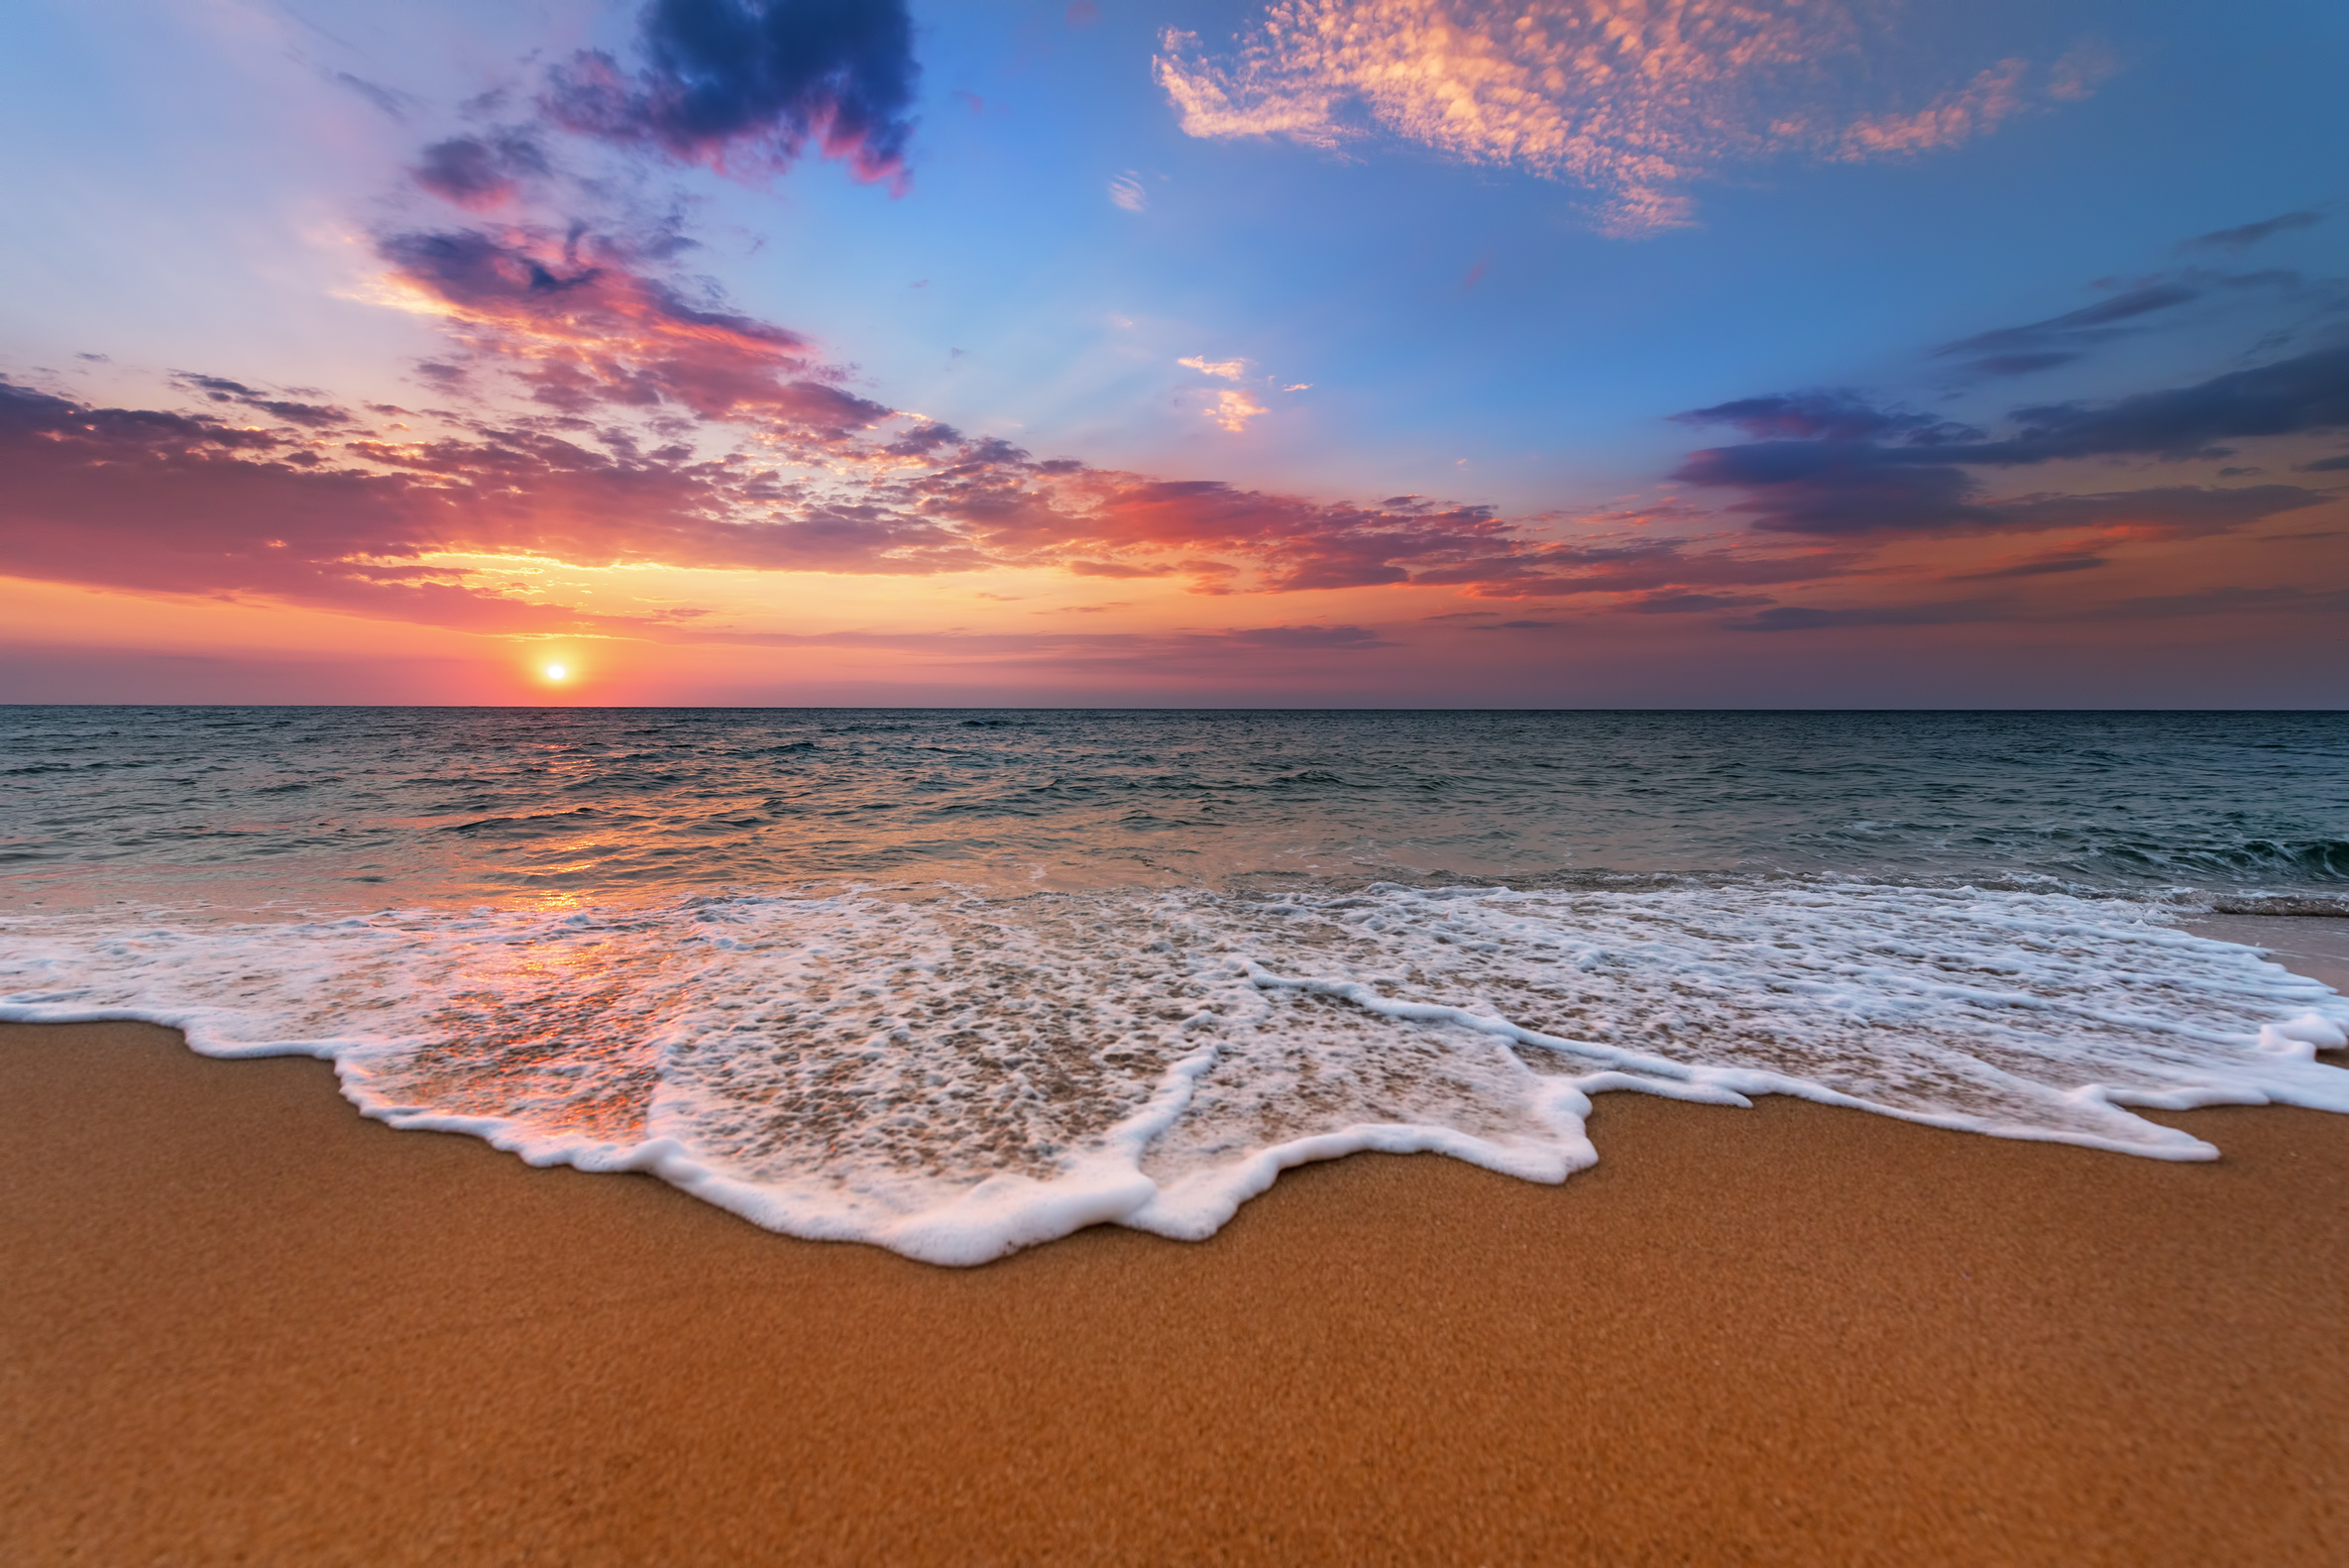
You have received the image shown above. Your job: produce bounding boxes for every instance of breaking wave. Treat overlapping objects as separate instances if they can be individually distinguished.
[8,879,2344,1265]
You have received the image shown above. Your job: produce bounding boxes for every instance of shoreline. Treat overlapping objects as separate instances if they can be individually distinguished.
[6,1011,2347,1563]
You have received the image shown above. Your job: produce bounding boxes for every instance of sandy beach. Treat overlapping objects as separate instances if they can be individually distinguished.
[4,0,2342,1544]
[5,951,2347,1565]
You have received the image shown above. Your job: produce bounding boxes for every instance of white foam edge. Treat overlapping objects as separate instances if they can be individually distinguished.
[11,954,2349,1264]
[1236,960,2349,1161]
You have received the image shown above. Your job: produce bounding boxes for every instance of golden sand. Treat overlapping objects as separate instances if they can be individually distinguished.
[3,1014,2345,1564]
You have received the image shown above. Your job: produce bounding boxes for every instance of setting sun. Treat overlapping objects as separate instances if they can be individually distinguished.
[543,663,567,682]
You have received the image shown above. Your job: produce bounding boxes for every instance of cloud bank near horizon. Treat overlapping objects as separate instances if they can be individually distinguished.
[12,249,2342,653]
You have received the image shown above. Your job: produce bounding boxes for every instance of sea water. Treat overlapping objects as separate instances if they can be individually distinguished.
[3,708,2345,1264]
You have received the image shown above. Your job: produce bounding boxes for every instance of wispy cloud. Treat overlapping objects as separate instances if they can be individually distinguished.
[376,227,891,440]
[410,133,550,211]
[1155,3,2105,236]
[170,373,354,430]
[1617,591,1774,614]
[2180,210,2322,255]
[1946,547,2110,582]
[1108,171,1148,211]
[332,71,416,122]
[1179,355,1248,381]
[1833,58,2028,160]
[1931,282,2201,379]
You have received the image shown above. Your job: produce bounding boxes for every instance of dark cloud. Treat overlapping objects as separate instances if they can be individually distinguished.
[1672,443,1984,534]
[881,419,962,456]
[179,374,259,396]
[1947,553,2108,581]
[1728,599,2003,632]
[1967,345,2349,463]
[1670,390,1965,443]
[2086,584,2349,620]
[4,382,280,453]
[386,230,616,310]
[333,72,414,121]
[543,0,919,184]
[2299,452,2349,472]
[1066,560,1173,579]
[1939,283,2198,356]
[1678,436,2330,537]
[1221,625,1389,649]
[1932,283,2199,377]
[1468,618,1561,630]
[1674,345,2349,536]
[1727,583,2349,632]
[1402,536,1857,599]
[246,400,353,430]
[1618,592,1775,614]
[2220,268,2305,291]
[169,373,354,430]
[616,623,1404,678]
[2181,210,2323,254]
[411,134,549,210]
[1961,352,2079,378]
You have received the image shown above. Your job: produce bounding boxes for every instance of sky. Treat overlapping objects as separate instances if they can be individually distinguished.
[2,0,2345,708]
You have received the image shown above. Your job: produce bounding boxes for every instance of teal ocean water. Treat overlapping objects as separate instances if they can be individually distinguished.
[5,708,2346,1262]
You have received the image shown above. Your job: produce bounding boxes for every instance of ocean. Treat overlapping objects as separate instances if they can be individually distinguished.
[4,706,2346,1263]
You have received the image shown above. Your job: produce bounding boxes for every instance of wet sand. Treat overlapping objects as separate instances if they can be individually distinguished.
[4,1011,2346,1566]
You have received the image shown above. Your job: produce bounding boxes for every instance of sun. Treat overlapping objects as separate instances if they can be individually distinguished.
[543,662,569,683]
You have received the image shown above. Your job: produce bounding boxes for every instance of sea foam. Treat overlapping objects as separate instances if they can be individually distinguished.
[6,881,2345,1264]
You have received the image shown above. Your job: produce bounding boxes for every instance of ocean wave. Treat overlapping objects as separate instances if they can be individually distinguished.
[6,880,2344,1266]
[7,710,2346,909]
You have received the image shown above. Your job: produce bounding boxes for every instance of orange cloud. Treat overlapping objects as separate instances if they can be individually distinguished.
[1208,389,1269,432]
[1157,3,2103,235]
[1835,59,2028,160]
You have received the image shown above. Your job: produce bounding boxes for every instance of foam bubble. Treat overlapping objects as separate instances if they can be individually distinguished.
[6,882,2345,1264]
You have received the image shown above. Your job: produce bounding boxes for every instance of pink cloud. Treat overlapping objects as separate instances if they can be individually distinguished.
[1157,3,2106,237]
[380,229,891,438]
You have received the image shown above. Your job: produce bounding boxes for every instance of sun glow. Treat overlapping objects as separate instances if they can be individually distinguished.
[543,662,568,682]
